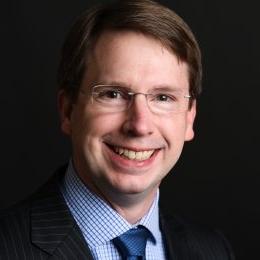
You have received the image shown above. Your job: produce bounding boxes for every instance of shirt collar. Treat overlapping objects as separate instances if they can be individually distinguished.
[60,160,160,249]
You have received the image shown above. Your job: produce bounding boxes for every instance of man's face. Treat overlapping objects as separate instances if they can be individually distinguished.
[60,30,196,202]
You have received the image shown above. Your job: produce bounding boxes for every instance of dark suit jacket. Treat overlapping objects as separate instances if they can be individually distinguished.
[0,166,235,259]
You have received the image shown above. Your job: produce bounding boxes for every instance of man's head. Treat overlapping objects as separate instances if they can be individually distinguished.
[58,0,202,205]
[58,0,202,103]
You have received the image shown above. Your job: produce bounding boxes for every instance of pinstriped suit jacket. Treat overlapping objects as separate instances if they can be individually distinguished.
[0,166,235,260]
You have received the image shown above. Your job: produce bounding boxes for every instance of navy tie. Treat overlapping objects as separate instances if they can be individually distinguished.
[113,226,150,260]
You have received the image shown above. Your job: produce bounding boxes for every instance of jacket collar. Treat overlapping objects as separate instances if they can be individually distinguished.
[30,166,93,258]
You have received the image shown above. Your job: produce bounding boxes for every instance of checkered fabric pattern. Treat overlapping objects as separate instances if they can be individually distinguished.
[60,160,166,260]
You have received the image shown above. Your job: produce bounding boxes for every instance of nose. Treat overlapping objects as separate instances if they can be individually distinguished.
[122,94,155,137]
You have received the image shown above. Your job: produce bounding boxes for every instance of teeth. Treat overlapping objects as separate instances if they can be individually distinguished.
[114,147,155,161]
[135,151,143,160]
[128,150,135,159]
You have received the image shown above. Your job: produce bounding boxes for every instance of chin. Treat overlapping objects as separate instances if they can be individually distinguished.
[109,177,158,196]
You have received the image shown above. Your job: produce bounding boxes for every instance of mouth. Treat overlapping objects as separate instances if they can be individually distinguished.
[106,144,156,161]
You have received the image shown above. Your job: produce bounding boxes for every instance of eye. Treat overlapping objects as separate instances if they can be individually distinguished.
[97,88,123,99]
[102,89,120,98]
[154,93,176,102]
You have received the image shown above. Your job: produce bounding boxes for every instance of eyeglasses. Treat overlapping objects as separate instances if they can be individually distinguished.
[80,84,191,115]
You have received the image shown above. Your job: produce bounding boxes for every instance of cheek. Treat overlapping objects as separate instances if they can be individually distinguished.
[161,116,188,144]
[159,117,188,167]
[71,107,123,146]
[80,113,125,167]
[88,113,123,135]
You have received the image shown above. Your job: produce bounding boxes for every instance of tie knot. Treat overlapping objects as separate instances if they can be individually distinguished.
[113,226,150,259]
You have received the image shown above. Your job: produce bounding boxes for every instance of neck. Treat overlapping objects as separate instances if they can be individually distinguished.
[104,190,157,224]
[88,180,158,224]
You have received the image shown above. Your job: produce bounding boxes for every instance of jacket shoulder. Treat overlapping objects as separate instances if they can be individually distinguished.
[160,213,235,260]
[0,199,47,259]
[0,167,66,259]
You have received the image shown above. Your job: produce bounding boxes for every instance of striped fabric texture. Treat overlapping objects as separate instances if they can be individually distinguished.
[0,165,235,260]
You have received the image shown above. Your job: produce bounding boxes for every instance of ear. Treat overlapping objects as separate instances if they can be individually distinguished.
[58,90,73,135]
[184,100,197,141]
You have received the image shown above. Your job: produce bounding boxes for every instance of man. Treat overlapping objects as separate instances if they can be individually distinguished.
[0,0,235,259]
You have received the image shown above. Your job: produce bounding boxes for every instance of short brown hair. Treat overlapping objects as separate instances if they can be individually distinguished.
[57,0,202,102]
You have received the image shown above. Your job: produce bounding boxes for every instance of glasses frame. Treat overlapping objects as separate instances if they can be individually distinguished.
[81,84,192,114]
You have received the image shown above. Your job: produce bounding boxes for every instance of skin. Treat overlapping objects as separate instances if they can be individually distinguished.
[59,30,196,224]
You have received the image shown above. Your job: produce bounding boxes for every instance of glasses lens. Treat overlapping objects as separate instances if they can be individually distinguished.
[92,86,128,111]
[147,89,190,114]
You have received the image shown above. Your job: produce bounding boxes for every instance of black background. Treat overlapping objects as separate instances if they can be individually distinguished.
[1,0,259,259]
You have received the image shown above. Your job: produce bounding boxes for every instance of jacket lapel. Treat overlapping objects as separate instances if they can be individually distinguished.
[30,167,93,259]
[160,211,199,260]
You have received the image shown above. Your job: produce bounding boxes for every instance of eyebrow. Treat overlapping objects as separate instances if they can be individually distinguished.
[94,81,131,89]
[93,81,185,92]
[150,86,183,92]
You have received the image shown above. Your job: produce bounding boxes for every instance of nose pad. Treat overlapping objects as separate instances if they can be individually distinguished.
[122,95,154,137]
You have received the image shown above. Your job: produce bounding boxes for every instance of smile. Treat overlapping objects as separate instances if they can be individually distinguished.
[109,145,155,161]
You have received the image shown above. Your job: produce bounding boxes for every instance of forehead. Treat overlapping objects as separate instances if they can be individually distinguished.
[83,30,189,90]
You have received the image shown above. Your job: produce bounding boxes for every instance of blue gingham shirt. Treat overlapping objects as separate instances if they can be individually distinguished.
[60,161,166,260]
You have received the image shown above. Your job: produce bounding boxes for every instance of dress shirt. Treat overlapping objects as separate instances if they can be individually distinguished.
[60,160,166,260]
